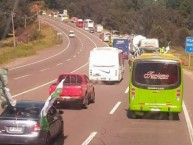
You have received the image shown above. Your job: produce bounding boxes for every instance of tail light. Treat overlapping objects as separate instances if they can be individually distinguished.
[32,123,41,132]
[176,89,181,101]
[131,88,135,99]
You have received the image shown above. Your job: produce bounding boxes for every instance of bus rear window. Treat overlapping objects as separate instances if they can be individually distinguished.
[132,61,180,88]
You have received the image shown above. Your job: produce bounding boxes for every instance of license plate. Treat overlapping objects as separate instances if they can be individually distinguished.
[150,108,160,112]
[9,127,23,133]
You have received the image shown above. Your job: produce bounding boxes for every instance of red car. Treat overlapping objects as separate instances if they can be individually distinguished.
[49,73,95,109]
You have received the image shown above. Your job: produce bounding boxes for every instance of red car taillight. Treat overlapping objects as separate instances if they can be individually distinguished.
[32,123,41,132]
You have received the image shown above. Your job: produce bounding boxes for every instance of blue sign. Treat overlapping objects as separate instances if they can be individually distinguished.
[185,37,193,53]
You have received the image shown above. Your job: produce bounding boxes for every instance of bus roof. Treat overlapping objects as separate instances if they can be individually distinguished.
[134,53,181,62]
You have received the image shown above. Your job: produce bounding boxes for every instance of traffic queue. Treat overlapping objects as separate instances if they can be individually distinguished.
[0,12,184,145]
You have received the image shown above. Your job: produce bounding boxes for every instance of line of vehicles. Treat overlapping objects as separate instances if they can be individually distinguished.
[0,12,185,145]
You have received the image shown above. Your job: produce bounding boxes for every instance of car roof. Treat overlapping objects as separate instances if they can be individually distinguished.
[58,73,86,77]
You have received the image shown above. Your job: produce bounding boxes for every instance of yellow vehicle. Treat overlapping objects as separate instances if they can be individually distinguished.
[128,53,183,119]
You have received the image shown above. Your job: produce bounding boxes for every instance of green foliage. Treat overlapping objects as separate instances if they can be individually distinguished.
[174,27,191,47]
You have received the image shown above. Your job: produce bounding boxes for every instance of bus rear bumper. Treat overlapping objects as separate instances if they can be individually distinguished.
[129,105,182,113]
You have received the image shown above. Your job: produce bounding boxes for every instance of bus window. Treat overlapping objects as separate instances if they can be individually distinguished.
[132,61,180,88]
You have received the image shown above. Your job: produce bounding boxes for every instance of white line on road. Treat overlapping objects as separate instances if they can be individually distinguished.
[73,55,77,58]
[14,75,29,80]
[81,132,97,145]
[40,68,49,72]
[12,62,88,97]
[125,86,129,94]
[183,102,193,145]
[109,101,122,114]
[56,63,63,66]
[66,59,71,61]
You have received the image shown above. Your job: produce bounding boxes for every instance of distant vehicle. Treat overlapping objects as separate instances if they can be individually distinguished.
[49,73,95,109]
[0,100,64,145]
[70,17,78,23]
[68,30,76,38]
[95,24,103,33]
[101,31,111,42]
[76,19,84,28]
[139,38,159,53]
[111,30,120,35]
[89,47,124,83]
[112,38,129,59]
[128,53,184,119]
[89,27,95,33]
[83,19,94,31]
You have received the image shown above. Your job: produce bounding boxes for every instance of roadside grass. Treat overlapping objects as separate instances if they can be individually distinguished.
[171,47,193,71]
[0,23,61,65]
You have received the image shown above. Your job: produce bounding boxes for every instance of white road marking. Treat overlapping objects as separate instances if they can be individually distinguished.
[14,75,29,80]
[9,24,70,71]
[40,68,49,72]
[183,102,193,145]
[109,101,122,114]
[12,62,88,97]
[73,55,77,58]
[125,86,129,94]
[81,132,97,145]
[66,59,71,61]
[56,63,63,66]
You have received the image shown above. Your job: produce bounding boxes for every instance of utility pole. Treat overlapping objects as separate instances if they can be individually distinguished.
[24,15,26,28]
[11,12,16,47]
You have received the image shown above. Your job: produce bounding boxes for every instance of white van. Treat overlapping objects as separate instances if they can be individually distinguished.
[89,47,124,83]
[95,24,103,33]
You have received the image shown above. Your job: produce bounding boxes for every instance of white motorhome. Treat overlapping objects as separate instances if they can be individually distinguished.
[139,38,159,53]
[89,47,124,83]
[95,24,103,33]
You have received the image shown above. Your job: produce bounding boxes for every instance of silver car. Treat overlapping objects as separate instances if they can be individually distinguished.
[0,100,64,145]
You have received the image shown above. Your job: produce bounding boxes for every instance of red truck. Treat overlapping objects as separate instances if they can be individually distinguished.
[49,73,95,109]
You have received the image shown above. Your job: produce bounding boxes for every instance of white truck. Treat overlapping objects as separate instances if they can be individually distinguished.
[89,47,124,83]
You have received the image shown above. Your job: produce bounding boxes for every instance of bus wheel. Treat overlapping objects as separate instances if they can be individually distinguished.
[127,110,137,119]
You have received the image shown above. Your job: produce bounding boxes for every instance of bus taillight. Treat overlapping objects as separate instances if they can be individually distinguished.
[131,88,135,99]
[176,89,181,101]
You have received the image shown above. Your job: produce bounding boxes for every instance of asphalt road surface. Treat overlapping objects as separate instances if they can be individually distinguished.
[2,16,193,145]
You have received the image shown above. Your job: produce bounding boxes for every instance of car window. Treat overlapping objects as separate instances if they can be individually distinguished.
[71,75,76,83]
[1,106,40,118]
[77,75,82,84]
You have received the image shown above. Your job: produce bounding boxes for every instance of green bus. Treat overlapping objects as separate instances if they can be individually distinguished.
[128,53,183,119]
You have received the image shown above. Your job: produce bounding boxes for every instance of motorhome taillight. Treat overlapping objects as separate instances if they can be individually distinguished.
[176,89,181,101]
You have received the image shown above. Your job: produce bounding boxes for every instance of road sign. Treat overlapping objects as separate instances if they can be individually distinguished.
[185,37,193,53]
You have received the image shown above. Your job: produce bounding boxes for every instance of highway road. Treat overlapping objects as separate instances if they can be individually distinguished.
[2,16,193,145]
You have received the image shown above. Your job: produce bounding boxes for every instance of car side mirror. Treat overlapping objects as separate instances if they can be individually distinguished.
[58,110,63,114]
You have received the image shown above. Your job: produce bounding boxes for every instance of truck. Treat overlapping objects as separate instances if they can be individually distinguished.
[89,47,124,84]
[49,73,95,109]
[112,38,129,59]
